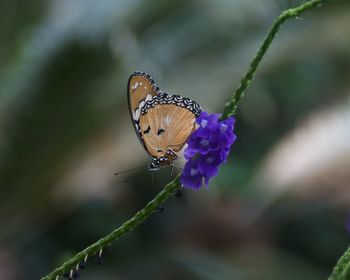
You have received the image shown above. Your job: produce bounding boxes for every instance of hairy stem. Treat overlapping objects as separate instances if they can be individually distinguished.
[329,247,350,280]
[41,1,328,279]
[221,0,327,119]
[41,177,181,280]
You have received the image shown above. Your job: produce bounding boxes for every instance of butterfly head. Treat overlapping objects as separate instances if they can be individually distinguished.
[148,156,170,171]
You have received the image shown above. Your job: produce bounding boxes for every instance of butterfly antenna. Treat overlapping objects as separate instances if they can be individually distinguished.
[115,166,144,176]
[171,164,183,171]
[151,171,164,187]
[151,172,157,185]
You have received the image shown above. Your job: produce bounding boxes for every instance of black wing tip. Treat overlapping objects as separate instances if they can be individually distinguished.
[129,71,154,82]
[129,71,162,93]
[131,70,148,76]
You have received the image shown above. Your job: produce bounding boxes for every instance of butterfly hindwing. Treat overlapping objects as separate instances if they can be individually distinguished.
[139,93,201,164]
[140,104,196,155]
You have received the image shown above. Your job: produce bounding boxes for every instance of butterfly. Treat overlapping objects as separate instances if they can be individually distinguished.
[127,71,202,170]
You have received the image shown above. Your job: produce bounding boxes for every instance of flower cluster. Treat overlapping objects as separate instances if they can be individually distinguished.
[180,112,237,189]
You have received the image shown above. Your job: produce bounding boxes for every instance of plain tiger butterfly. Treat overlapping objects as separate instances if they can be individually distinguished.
[127,71,202,170]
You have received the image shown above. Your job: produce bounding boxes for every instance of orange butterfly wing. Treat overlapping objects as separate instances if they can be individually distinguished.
[127,72,201,167]
[127,72,160,151]
[140,104,196,158]
[139,94,201,165]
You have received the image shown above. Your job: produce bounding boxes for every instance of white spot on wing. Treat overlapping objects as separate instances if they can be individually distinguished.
[132,82,139,90]
[138,100,145,110]
[133,108,140,120]
[164,115,172,125]
[145,94,152,102]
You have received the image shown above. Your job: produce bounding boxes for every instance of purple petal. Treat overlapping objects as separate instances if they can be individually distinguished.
[180,159,203,189]
[181,112,237,189]
[197,152,222,178]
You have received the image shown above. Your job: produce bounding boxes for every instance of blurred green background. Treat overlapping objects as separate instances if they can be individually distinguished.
[0,0,350,279]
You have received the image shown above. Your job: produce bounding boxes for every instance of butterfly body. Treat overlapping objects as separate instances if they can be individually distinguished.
[127,72,201,170]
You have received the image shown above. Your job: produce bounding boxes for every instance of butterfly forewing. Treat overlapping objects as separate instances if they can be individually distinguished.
[127,72,159,112]
[127,72,160,152]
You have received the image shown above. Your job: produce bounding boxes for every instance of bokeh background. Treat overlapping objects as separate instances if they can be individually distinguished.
[0,0,350,279]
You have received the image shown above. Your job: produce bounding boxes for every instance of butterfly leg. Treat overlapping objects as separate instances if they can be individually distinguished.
[151,172,157,185]
[170,165,174,177]
[169,163,184,176]
[167,147,181,160]
[171,164,183,170]
[151,170,164,187]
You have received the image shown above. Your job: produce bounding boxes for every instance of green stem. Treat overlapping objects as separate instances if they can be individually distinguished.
[41,176,181,280]
[221,0,327,119]
[41,1,328,279]
[329,247,350,280]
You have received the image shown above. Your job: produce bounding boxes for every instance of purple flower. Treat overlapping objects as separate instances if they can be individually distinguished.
[180,112,237,189]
